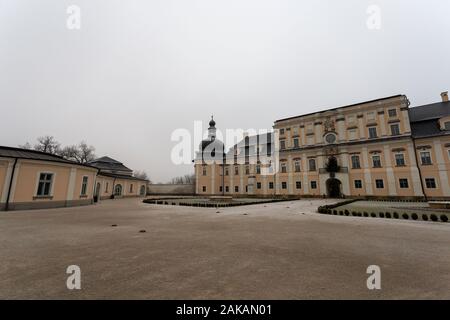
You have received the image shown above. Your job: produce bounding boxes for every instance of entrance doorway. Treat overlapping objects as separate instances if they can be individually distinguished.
[94,182,101,202]
[326,178,341,198]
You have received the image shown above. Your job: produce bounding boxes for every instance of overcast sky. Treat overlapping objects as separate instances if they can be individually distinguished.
[0,0,449,182]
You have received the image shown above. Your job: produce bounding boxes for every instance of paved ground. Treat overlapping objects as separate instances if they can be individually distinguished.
[0,198,449,299]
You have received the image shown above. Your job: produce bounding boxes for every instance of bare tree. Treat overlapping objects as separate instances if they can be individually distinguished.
[184,174,195,184]
[77,141,96,163]
[34,136,61,154]
[19,142,32,149]
[134,170,150,182]
[59,145,81,162]
[168,174,195,184]
[21,137,95,164]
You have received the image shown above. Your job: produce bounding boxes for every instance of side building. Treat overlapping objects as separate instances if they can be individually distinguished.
[0,148,148,211]
[89,156,148,200]
[0,146,98,211]
[195,92,450,200]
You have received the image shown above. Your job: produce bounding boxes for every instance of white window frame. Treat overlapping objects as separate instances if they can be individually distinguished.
[425,178,438,189]
[395,153,406,166]
[35,171,56,197]
[420,151,432,165]
[372,155,382,168]
[80,175,89,196]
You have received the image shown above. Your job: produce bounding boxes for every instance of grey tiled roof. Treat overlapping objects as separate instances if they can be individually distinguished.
[88,156,133,173]
[409,101,450,138]
[0,146,97,169]
[98,172,148,182]
[409,101,450,122]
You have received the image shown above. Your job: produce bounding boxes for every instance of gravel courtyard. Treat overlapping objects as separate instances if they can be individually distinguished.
[0,198,449,299]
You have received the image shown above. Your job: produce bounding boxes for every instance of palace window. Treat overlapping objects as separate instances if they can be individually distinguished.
[280,140,286,150]
[296,181,301,189]
[388,109,397,117]
[310,181,317,189]
[235,186,239,192]
[225,167,229,176]
[281,162,287,173]
[219,186,223,192]
[202,186,206,192]
[420,151,432,165]
[37,173,53,196]
[348,129,357,141]
[445,121,450,130]
[114,184,123,196]
[202,166,207,176]
[375,179,384,189]
[425,178,436,189]
[367,111,376,121]
[256,165,261,174]
[129,184,133,193]
[399,178,409,189]
[225,186,229,192]
[308,159,316,171]
[245,166,250,175]
[257,182,261,189]
[372,155,382,168]
[395,154,405,166]
[354,180,362,189]
[351,155,361,169]
[294,160,301,172]
[105,182,109,193]
[390,124,400,136]
[293,138,299,148]
[280,128,285,135]
[282,182,287,189]
[368,127,378,139]
[81,176,89,196]
[269,182,274,189]
[234,166,239,175]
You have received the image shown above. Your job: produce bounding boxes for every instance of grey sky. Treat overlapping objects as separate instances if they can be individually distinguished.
[0,0,449,182]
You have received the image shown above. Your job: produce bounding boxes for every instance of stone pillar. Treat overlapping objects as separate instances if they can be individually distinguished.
[407,142,424,197]
[433,140,450,197]
[211,164,215,195]
[378,110,387,137]
[383,145,397,196]
[66,167,77,201]
[362,147,373,195]
[302,156,309,194]
[288,155,293,194]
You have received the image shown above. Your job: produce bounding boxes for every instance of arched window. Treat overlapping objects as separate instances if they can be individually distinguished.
[140,185,146,196]
[114,184,122,196]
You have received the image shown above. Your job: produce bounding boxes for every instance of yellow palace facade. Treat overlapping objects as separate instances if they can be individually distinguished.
[195,92,450,200]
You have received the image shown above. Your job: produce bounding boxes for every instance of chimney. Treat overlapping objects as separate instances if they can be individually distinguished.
[441,91,449,102]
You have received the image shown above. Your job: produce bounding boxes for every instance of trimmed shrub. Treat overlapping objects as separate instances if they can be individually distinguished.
[411,213,418,220]
[339,211,344,216]
[440,215,448,223]
[385,212,391,219]
[352,211,357,216]
[345,210,350,216]
[402,213,409,220]
[371,213,376,218]
[333,210,338,215]
[430,214,438,222]
[363,212,369,217]
[393,212,399,219]
[357,212,362,217]
[422,214,429,221]
[379,212,385,218]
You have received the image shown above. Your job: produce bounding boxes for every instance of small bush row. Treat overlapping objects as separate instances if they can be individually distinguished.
[318,208,449,223]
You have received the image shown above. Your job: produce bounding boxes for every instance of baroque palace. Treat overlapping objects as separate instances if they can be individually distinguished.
[195,92,450,200]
